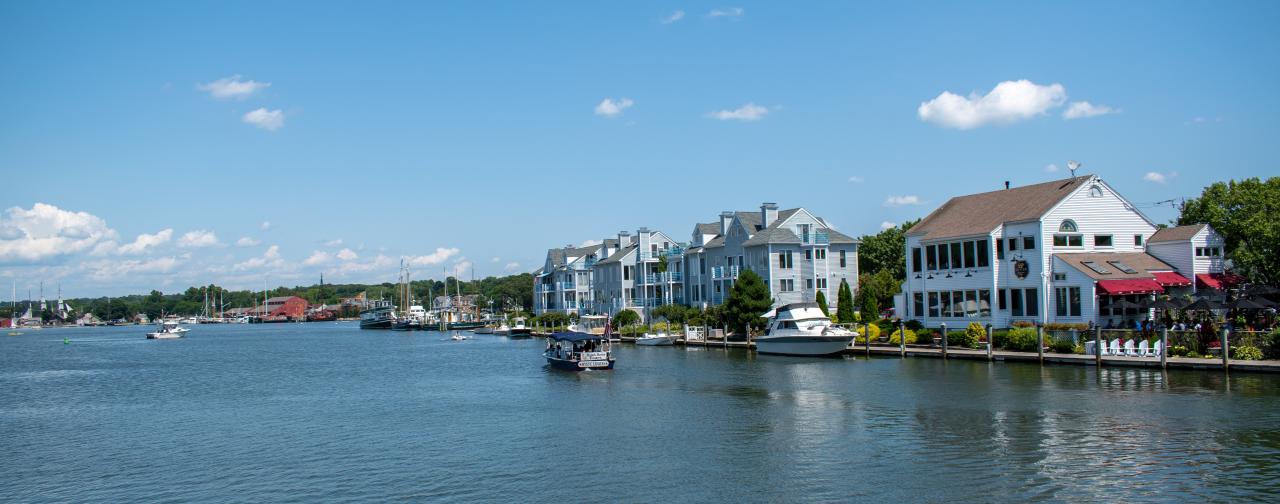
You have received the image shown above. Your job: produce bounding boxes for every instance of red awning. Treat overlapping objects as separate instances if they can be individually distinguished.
[1196,273,1245,290]
[1152,271,1192,287]
[1097,279,1165,296]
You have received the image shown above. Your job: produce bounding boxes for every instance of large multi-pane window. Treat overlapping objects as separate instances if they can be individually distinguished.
[919,290,991,318]
[1010,288,1024,316]
[928,292,940,317]
[926,245,938,270]
[1094,235,1113,247]
[778,251,793,269]
[1054,234,1084,247]
[976,240,989,268]
[938,244,949,271]
[779,279,795,292]
[913,293,923,318]
[1055,287,1082,317]
[949,243,963,269]
[912,247,922,272]
[839,250,847,267]
[922,239,992,271]
[963,241,976,268]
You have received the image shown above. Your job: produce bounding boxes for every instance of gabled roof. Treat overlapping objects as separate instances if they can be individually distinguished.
[596,244,636,265]
[545,243,602,268]
[1148,224,1206,243]
[703,236,725,249]
[1054,252,1174,280]
[695,222,720,235]
[826,228,858,244]
[742,227,801,247]
[908,175,1093,241]
[736,211,763,232]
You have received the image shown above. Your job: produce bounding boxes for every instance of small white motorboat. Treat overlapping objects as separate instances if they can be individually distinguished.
[635,332,677,346]
[755,302,855,356]
[147,321,189,340]
[494,323,512,336]
[450,333,469,341]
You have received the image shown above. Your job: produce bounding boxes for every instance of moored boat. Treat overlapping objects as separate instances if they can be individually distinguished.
[360,300,396,330]
[755,302,854,356]
[544,331,615,371]
[635,332,676,346]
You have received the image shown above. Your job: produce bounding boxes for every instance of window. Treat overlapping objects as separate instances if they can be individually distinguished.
[938,244,950,270]
[996,239,1004,259]
[624,266,632,280]
[940,291,952,317]
[1094,235,1113,247]
[979,290,991,317]
[952,291,965,317]
[928,292,940,317]
[1053,272,1066,281]
[913,293,923,318]
[977,240,989,268]
[1053,234,1083,247]
[839,250,847,267]
[1089,185,1104,198]
[816,249,826,260]
[1134,235,1143,246]
[998,289,1007,310]
[715,283,721,294]
[805,249,812,260]
[1025,288,1038,316]
[817,278,827,289]
[911,247,922,272]
[926,245,938,270]
[1023,236,1035,250]
[778,251,793,269]
[963,241,976,269]
[1056,287,1082,317]
[779,279,795,292]
[700,256,706,275]
[1008,238,1019,251]
[1059,220,1078,232]
[806,279,814,289]
[1010,289,1023,316]
[1196,247,1222,257]
[950,242,963,269]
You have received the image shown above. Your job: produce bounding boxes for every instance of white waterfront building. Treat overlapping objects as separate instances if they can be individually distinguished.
[896,174,1230,329]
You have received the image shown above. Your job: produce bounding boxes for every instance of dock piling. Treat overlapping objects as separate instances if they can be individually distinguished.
[864,322,870,356]
[1161,327,1168,369]
[1222,327,1230,372]
[985,324,993,361]
[1094,326,1102,368]
[940,322,948,359]
[898,319,905,357]
[1037,325,1044,364]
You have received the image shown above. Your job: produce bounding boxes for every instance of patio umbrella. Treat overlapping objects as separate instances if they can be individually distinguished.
[1228,298,1266,310]
[1184,298,1223,311]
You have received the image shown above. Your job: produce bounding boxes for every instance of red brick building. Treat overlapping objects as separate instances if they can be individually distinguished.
[264,296,308,320]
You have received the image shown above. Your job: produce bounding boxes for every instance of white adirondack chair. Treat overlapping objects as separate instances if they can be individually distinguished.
[1152,340,1163,358]
[1124,339,1138,357]
[1137,339,1151,357]
[1107,339,1121,356]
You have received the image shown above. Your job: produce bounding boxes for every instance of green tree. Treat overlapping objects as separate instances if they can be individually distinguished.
[815,289,830,317]
[856,269,901,318]
[613,309,640,334]
[836,279,855,325]
[724,269,773,337]
[857,278,879,320]
[857,219,919,280]
[1178,177,1280,284]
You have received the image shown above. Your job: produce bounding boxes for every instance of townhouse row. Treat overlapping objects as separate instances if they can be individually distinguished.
[532,203,860,320]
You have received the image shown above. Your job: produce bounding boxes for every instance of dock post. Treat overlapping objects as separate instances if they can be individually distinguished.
[940,322,948,359]
[1037,325,1044,364]
[1160,327,1168,369]
[1222,327,1230,372]
[898,319,905,357]
[985,324,993,361]
[1094,326,1102,368]
[864,322,870,356]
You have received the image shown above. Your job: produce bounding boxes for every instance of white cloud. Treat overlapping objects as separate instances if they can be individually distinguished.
[848,176,864,183]
[451,259,474,278]
[1045,163,1059,173]
[594,97,634,118]
[884,195,921,207]
[708,102,768,121]
[196,75,270,100]
[0,203,117,263]
[261,221,272,231]
[918,80,1066,129]
[504,262,522,272]
[405,247,460,267]
[661,10,685,24]
[880,221,896,230]
[336,248,358,261]
[303,250,331,266]
[178,230,219,248]
[1063,101,1117,120]
[324,238,343,247]
[491,256,501,263]
[234,245,282,271]
[1143,171,1177,184]
[708,7,744,17]
[335,253,395,275]
[243,108,285,131]
[236,236,260,247]
[117,228,173,255]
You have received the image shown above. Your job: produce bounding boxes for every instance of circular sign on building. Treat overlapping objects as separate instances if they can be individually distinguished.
[1013,260,1030,279]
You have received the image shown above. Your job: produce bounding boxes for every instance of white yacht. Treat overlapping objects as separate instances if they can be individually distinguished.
[635,332,677,346]
[493,322,512,336]
[755,302,854,356]
[147,321,189,340]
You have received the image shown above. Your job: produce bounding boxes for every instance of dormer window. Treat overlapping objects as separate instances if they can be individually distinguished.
[1059,220,1078,233]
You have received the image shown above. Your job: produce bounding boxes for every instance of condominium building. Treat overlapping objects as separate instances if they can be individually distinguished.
[590,228,682,319]
[532,239,620,316]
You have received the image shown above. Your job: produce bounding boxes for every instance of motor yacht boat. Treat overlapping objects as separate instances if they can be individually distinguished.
[359,300,396,330]
[635,332,677,346]
[147,321,189,340]
[755,302,854,356]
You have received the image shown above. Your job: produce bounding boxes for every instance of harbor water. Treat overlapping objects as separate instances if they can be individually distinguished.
[2,323,1278,502]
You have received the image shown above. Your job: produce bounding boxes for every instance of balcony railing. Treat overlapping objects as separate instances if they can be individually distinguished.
[537,284,555,293]
[803,230,830,245]
[558,281,576,290]
[710,265,740,280]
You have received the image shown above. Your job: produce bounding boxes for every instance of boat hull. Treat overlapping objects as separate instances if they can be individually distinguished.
[360,319,394,330]
[755,335,853,356]
[635,336,676,346]
[147,333,183,340]
[545,355,615,371]
[447,322,485,331]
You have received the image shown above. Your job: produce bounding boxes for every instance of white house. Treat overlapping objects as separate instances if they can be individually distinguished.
[898,174,1227,328]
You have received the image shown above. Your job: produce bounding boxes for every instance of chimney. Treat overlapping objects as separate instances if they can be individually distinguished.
[618,230,631,247]
[761,202,779,227]
[637,228,652,257]
[719,211,734,235]
[1004,181,1010,190]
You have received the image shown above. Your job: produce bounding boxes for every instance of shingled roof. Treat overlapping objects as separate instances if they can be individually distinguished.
[908,175,1093,241]
[1054,252,1175,280]
[596,244,636,265]
[1148,224,1206,243]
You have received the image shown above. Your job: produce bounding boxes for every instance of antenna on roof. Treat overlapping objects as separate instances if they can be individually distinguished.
[1067,160,1081,178]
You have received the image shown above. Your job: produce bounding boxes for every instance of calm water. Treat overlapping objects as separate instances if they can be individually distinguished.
[2,323,1278,503]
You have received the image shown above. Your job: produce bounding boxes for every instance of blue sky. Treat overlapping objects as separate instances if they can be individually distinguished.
[2,1,1277,297]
